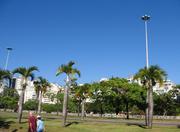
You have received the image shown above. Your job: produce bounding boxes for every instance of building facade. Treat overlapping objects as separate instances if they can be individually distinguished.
[127,76,176,94]
[12,77,62,103]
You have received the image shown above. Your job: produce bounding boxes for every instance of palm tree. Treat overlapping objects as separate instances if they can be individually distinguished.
[134,65,166,128]
[0,69,12,89]
[34,77,51,115]
[56,61,80,127]
[13,66,38,123]
[74,83,91,120]
[33,79,41,112]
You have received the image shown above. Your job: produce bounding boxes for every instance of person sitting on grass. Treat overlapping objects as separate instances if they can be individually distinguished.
[37,115,45,132]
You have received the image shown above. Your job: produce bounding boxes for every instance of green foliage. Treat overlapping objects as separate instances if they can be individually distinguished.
[0,88,19,110]
[68,97,77,113]
[23,99,38,110]
[45,91,64,113]
[88,77,145,116]
[134,65,167,88]
[154,87,180,116]
[0,69,12,88]
[42,103,57,113]
[34,76,51,95]
[13,66,38,81]
[56,61,81,78]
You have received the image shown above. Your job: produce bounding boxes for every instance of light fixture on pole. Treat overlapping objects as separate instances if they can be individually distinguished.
[4,47,13,70]
[141,14,150,68]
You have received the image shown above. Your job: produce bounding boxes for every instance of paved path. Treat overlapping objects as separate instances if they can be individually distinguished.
[66,118,180,127]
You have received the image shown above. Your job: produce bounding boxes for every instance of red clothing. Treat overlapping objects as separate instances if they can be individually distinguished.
[28,115,37,132]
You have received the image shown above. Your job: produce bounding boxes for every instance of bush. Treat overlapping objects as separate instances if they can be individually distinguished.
[42,103,57,113]
[24,99,38,110]
[0,88,19,111]
[68,98,77,113]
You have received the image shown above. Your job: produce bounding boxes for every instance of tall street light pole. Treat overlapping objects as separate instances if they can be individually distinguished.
[4,47,13,70]
[141,15,150,68]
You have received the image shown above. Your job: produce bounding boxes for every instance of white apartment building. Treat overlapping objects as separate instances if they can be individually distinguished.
[153,80,176,94]
[99,77,175,94]
[42,83,62,104]
[13,77,62,103]
[127,76,175,94]
[13,77,36,102]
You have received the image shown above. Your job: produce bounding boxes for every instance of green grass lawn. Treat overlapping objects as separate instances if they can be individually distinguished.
[0,111,180,132]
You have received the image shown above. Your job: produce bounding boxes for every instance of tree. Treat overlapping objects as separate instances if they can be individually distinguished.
[56,61,80,127]
[134,65,166,128]
[153,85,180,116]
[154,92,176,116]
[100,77,144,119]
[168,85,180,115]
[0,69,12,89]
[90,82,106,117]
[34,77,51,115]
[91,80,116,117]
[33,79,41,103]
[42,103,57,113]
[23,99,38,111]
[13,66,38,123]
[0,88,19,111]
[74,83,91,120]
[46,90,64,115]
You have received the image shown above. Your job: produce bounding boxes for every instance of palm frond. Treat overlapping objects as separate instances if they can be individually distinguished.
[68,61,75,67]
[12,67,26,76]
[29,73,35,81]
[72,68,81,77]
[56,61,80,83]
[26,66,38,77]
[56,64,66,76]
[13,66,38,78]
[28,66,39,72]
[134,65,167,87]
[0,69,12,80]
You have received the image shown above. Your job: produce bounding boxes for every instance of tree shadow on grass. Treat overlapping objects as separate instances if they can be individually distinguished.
[20,121,27,124]
[65,121,79,127]
[12,129,18,132]
[126,123,147,129]
[0,118,15,129]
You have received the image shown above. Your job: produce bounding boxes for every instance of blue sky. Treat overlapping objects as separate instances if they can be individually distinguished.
[0,0,180,84]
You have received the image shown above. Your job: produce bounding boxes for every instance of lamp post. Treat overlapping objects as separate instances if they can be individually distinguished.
[4,47,13,70]
[141,15,151,126]
[141,15,150,68]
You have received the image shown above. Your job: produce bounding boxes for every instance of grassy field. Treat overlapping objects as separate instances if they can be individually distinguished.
[0,112,180,132]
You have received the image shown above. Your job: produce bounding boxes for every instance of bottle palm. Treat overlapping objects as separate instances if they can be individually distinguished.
[13,66,38,123]
[56,61,80,127]
[134,65,166,128]
[34,76,51,114]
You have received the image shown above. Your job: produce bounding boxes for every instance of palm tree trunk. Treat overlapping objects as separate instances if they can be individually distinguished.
[145,89,149,126]
[62,75,70,127]
[81,99,85,120]
[36,91,39,113]
[18,88,25,123]
[148,87,153,128]
[38,91,42,115]
[62,85,68,127]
